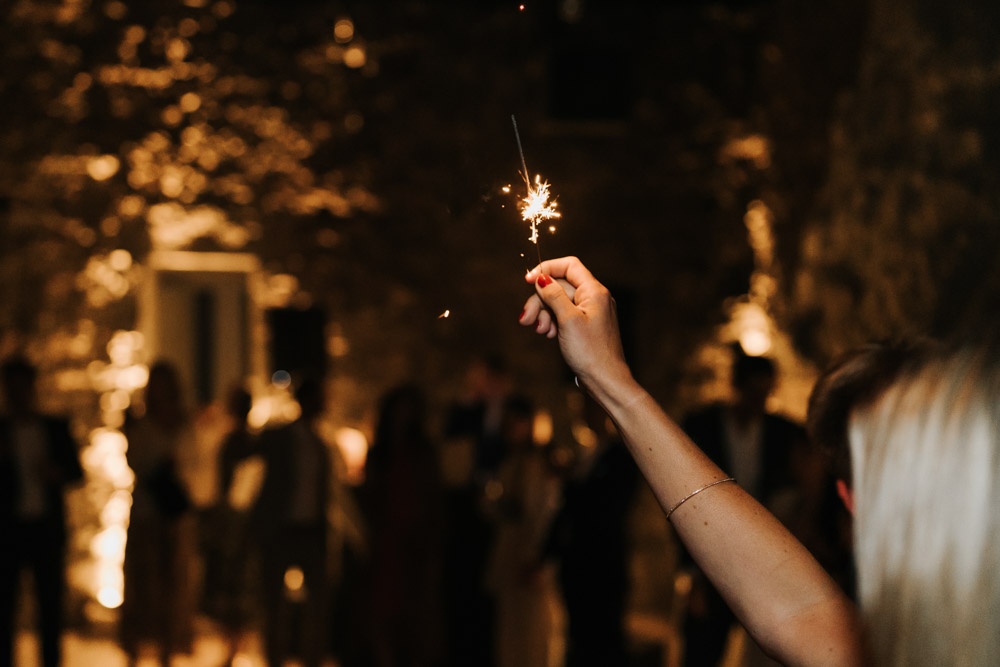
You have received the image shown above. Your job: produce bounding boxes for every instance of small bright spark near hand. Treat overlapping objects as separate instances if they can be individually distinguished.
[521,175,561,245]
[438,310,450,319]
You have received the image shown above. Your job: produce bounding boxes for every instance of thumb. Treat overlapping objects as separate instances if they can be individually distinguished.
[534,274,577,323]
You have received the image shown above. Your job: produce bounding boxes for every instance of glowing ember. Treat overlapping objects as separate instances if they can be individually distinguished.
[439,309,450,318]
[520,174,560,245]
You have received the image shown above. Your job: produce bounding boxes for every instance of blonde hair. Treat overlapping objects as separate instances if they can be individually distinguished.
[849,345,1000,666]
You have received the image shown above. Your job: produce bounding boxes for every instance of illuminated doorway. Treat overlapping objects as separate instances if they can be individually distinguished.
[138,251,267,407]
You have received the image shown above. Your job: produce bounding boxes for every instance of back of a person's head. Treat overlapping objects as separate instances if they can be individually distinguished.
[849,343,1000,666]
[807,340,929,484]
[141,361,185,426]
[146,360,180,401]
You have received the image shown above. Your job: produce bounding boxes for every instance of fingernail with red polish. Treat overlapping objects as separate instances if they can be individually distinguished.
[535,320,542,331]
[536,274,552,288]
[519,309,525,321]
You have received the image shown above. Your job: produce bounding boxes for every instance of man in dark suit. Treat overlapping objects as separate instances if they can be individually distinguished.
[680,351,804,666]
[0,357,83,667]
[252,376,334,667]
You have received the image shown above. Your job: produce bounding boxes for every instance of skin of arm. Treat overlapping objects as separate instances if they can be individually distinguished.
[518,256,863,667]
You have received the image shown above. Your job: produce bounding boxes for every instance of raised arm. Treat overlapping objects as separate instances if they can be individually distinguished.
[518,257,862,667]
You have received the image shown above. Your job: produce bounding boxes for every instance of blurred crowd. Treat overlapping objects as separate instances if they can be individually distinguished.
[0,345,853,667]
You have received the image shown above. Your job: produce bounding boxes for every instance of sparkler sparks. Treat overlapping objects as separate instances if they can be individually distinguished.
[520,175,560,245]
[511,115,560,266]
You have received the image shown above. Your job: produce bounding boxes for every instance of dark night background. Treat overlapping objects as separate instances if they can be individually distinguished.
[2,0,1000,663]
[5,0,1000,413]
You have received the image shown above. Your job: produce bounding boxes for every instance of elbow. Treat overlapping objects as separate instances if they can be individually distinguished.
[750,599,864,667]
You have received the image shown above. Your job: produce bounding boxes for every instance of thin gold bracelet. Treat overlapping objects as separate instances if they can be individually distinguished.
[665,477,736,521]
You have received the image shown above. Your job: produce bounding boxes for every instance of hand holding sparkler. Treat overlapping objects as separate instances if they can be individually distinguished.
[518,257,633,399]
[517,257,863,667]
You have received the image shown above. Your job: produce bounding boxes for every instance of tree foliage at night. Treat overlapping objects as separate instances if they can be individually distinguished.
[2,0,999,413]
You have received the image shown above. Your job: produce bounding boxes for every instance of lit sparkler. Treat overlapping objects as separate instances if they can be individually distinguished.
[521,175,560,244]
[511,115,560,268]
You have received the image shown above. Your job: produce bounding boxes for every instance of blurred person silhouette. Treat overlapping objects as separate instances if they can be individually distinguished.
[485,395,560,667]
[203,386,258,665]
[0,356,83,667]
[441,354,513,667]
[444,353,514,478]
[678,349,803,667]
[327,472,369,667]
[543,392,639,667]
[121,360,199,666]
[252,375,334,667]
[359,383,445,667]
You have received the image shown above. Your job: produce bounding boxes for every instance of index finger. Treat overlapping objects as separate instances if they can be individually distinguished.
[525,256,596,290]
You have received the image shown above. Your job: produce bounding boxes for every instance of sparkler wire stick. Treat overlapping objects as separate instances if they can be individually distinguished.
[511,114,530,186]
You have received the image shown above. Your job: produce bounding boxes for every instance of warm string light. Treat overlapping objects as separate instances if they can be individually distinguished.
[510,115,560,270]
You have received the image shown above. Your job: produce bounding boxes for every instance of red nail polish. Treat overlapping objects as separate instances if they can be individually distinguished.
[535,320,542,331]
[536,274,552,288]
[519,309,525,321]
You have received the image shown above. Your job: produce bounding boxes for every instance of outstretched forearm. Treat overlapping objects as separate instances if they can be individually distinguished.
[596,373,862,666]
[520,256,862,665]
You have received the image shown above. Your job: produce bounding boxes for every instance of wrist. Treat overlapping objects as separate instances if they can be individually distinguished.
[580,361,644,414]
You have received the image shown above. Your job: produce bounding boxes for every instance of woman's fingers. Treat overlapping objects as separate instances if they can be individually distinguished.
[535,309,554,336]
[533,275,578,327]
[519,293,544,325]
[519,273,575,327]
[519,294,560,338]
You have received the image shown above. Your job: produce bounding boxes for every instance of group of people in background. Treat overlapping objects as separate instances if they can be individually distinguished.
[2,288,955,667]
[351,355,642,667]
[436,356,640,667]
[121,365,336,667]
[0,334,861,667]
[0,348,643,667]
